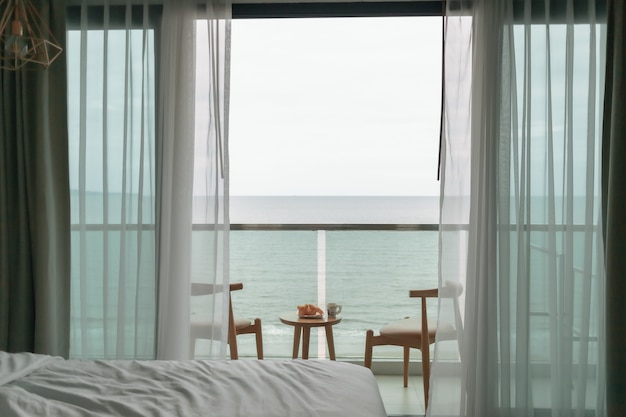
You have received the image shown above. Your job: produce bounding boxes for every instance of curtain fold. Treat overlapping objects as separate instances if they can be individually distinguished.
[155,0,197,361]
[431,0,607,415]
[602,1,626,415]
[156,0,231,360]
[68,0,231,360]
[0,0,71,358]
[68,1,158,359]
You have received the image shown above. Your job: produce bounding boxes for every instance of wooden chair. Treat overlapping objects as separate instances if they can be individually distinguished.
[190,282,263,360]
[364,281,463,409]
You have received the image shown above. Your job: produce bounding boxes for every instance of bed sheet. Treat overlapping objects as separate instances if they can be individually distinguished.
[0,352,387,417]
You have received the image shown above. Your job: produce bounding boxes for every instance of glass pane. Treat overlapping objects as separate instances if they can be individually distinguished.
[67,25,157,359]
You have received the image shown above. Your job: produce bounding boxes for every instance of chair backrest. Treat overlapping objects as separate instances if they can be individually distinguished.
[409,280,463,356]
[190,282,243,356]
[191,282,243,296]
[440,280,463,355]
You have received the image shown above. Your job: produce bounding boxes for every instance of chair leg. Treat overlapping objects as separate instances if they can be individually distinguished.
[229,325,239,360]
[190,338,196,359]
[254,318,264,360]
[364,330,374,369]
[423,369,429,410]
[403,346,410,388]
[228,294,238,360]
[422,347,431,409]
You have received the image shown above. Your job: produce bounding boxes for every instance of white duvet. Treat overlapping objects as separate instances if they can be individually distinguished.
[0,352,387,417]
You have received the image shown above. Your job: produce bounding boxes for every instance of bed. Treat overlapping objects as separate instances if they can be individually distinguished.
[0,352,387,416]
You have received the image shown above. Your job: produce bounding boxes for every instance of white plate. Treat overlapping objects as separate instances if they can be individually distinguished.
[298,313,324,319]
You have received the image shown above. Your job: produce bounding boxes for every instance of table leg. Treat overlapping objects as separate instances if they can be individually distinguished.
[292,326,301,359]
[302,327,311,360]
[325,324,336,360]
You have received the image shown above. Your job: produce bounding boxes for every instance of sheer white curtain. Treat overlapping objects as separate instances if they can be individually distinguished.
[430,1,606,415]
[68,2,158,359]
[68,0,231,360]
[156,0,231,360]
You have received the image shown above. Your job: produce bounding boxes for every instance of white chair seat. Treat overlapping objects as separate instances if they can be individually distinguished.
[191,315,252,338]
[380,317,456,341]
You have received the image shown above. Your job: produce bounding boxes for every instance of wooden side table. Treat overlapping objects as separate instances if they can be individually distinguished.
[279,312,342,360]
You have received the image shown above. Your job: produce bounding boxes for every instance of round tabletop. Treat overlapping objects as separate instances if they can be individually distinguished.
[279,312,342,327]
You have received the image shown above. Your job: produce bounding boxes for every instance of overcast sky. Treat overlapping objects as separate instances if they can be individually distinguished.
[228,16,443,197]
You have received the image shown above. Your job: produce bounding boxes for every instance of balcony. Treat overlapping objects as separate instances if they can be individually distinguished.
[192,224,448,363]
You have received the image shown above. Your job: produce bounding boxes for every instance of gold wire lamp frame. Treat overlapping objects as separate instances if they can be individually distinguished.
[0,0,62,70]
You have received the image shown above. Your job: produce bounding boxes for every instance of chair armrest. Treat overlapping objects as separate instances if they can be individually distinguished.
[409,282,463,299]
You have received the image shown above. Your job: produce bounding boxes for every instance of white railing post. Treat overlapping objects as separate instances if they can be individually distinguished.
[317,230,326,358]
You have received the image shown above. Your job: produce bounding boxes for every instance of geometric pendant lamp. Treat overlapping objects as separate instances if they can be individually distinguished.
[0,0,62,70]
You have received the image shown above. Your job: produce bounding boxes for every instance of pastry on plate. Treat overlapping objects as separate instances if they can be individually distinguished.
[297,303,324,316]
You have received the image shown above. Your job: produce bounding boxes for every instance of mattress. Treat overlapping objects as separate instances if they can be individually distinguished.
[0,352,387,417]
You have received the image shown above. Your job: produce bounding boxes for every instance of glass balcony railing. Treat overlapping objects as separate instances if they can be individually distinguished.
[71,222,600,365]
[216,224,443,361]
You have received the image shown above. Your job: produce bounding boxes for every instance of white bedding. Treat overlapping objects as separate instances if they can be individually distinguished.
[0,352,387,417]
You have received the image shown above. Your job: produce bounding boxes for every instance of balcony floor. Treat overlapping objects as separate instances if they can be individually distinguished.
[375,374,425,417]
[376,373,600,417]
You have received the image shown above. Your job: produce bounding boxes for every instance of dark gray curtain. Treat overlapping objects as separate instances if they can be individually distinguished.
[603,0,626,415]
[0,0,70,357]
